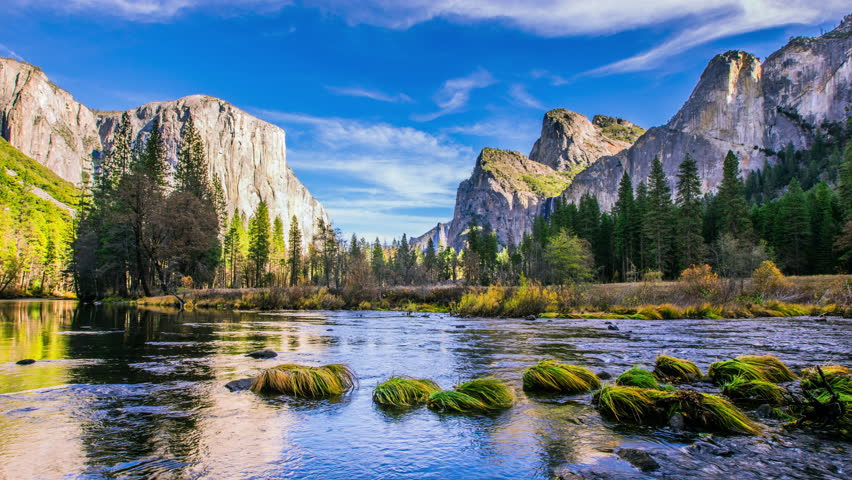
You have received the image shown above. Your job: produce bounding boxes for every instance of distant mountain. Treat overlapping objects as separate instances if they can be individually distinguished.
[417,13,852,250]
[415,109,642,250]
[0,58,328,246]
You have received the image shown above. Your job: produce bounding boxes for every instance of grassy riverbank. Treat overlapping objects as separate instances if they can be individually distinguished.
[136,274,852,319]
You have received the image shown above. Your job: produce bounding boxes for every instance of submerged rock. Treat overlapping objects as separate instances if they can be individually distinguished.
[245,349,277,359]
[224,378,254,392]
[15,359,36,365]
[607,325,619,331]
[596,371,612,380]
[616,448,660,472]
[668,413,686,431]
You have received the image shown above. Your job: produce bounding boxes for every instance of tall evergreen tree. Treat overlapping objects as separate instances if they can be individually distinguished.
[613,172,635,280]
[174,114,211,199]
[675,154,704,267]
[643,157,673,274]
[247,200,271,286]
[136,117,169,185]
[288,215,302,286]
[371,238,385,285]
[776,178,811,274]
[717,151,752,238]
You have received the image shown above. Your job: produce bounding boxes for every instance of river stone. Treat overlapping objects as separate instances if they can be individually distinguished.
[607,324,619,331]
[755,404,774,418]
[245,349,277,359]
[596,371,612,380]
[616,448,660,472]
[225,378,254,392]
[668,413,686,431]
[16,359,36,365]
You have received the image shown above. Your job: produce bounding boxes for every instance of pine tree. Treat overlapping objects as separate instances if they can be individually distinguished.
[97,112,133,196]
[371,238,385,285]
[175,114,211,199]
[613,172,635,280]
[136,116,168,186]
[271,216,286,286]
[424,237,437,281]
[717,151,752,238]
[675,154,704,267]
[247,200,271,286]
[643,157,673,275]
[288,215,302,286]
[634,180,649,272]
[808,182,837,273]
[776,178,811,274]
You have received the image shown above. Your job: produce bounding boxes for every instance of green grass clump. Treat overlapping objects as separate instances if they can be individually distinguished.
[455,377,515,409]
[721,375,787,404]
[654,355,702,383]
[592,385,668,423]
[800,365,852,402]
[661,389,763,435]
[373,376,441,408]
[736,355,796,382]
[250,363,356,397]
[709,355,795,385]
[427,391,487,412]
[522,360,600,394]
[455,286,504,317]
[616,367,665,390]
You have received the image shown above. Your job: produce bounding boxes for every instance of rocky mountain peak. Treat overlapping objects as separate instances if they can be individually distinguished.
[528,108,641,172]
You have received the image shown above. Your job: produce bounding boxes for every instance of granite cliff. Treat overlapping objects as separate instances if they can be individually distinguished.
[562,16,852,209]
[419,14,852,249]
[0,58,328,246]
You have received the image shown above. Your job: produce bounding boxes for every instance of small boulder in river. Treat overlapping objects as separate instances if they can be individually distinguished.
[16,359,36,365]
[607,325,619,331]
[225,378,254,392]
[616,448,659,472]
[245,349,277,359]
[596,371,612,380]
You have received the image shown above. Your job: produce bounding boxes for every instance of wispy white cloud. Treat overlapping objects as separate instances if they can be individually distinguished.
[444,116,540,152]
[251,109,474,238]
[508,84,544,110]
[0,43,23,61]
[412,69,495,121]
[530,69,570,86]
[18,1,849,71]
[586,1,850,75]
[326,85,413,103]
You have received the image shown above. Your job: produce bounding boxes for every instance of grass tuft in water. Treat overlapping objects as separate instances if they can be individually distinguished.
[800,365,852,402]
[709,355,795,385]
[455,377,516,409]
[616,366,668,390]
[661,389,763,435]
[721,375,787,404]
[653,354,702,383]
[592,385,668,423]
[522,360,600,394]
[250,363,356,397]
[427,390,488,412]
[373,376,441,408]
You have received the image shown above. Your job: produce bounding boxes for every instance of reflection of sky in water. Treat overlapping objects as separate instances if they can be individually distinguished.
[0,301,849,479]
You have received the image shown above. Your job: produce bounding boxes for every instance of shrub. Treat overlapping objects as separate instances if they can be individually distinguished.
[523,360,600,393]
[373,377,441,407]
[301,288,345,310]
[642,270,663,283]
[502,279,557,317]
[679,264,721,300]
[250,363,356,397]
[455,286,504,317]
[751,260,791,297]
[654,354,702,383]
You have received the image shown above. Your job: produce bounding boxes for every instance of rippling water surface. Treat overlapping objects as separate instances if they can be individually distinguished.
[0,300,849,479]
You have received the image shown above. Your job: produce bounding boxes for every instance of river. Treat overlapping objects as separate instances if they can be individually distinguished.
[0,300,849,479]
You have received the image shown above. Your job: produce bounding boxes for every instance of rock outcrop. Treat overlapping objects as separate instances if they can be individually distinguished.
[529,109,642,171]
[0,58,328,246]
[0,59,99,184]
[416,147,577,250]
[416,109,641,249]
[563,16,852,209]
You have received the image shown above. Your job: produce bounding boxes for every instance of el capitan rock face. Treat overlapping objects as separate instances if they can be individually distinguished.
[0,58,328,246]
[0,59,99,184]
[563,17,852,210]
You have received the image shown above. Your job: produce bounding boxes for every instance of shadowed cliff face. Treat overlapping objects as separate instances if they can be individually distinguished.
[0,58,328,246]
[563,16,852,210]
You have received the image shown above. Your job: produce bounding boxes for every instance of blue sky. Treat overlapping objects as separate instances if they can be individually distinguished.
[2,1,849,241]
